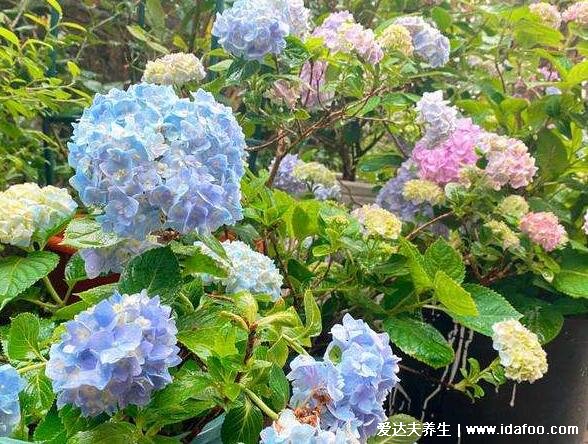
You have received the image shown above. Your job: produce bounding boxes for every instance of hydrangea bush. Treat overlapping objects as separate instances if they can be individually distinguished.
[1,0,588,443]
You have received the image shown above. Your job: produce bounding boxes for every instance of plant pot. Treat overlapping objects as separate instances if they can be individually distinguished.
[46,234,120,296]
[338,179,377,207]
[393,317,588,444]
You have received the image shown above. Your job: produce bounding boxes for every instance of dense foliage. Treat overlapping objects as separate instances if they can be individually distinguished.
[1,0,587,443]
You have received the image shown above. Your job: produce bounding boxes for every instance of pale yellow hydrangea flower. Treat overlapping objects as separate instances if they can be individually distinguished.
[484,220,520,249]
[292,161,338,187]
[351,204,402,240]
[497,195,529,220]
[402,179,445,205]
[0,196,36,247]
[143,53,206,86]
[492,319,548,383]
[378,24,414,57]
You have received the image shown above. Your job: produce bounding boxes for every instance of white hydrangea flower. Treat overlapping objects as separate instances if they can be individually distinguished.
[492,319,548,383]
[402,179,445,205]
[196,240,283,301]
[378,24,414,56]
[484,220,520,249]
[143,53,206,86]
[292,162,338,187]
[0,183,77,247]
[351,204,403,240]
[497,195,530,220]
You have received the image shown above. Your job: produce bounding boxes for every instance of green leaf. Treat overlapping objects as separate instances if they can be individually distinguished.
[563,60,588,87]
[145,0,165,31]
[553,250,588,298]
[267,365,290,412]
[510,295,564,344]
[118,247,181,302]
[65,253,87,288]
[7,313,41,361]
[45,0,62,15]
[69,422,137,444]
[298,290,321,342]
[208,60,233,72]
[431,6,452,31]
[358,154,403,172]
[434,271,478,317]
[182,247,228,278]
[454,285,522,336]
[535,129,569,179]
[290,206,311,240]
[368,413,423,443]
[20,369,55,418]
[59,405,102,437]
[0,27,20,45]
[424,238,465,283]
[514,20,562,48]
[221,399,263,444]
[77,283,118,305]
[34,407,67,443]
[398,238,432,292]
[0,252,59,311]
[61,218,120,249]
[384,317,454,369]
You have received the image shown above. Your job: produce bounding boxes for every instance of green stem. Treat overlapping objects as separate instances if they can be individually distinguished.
[17,362,46,374]
[242,386,279,420]
[43,276,63,306]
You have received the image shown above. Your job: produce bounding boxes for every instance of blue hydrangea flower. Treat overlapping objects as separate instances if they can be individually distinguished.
[394,16,450,68]
[376,160,433,222]
[79,239,158,279]
[68,84,247,240]
[260,409,360,444]
[46,290,181,416]
[196,240,283,300]
[212,0,302,60]
[0,365,25,437]
[287,315,401,441]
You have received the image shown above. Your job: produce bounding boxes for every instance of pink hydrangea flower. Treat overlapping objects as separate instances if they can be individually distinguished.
[300,60,334,109]
[520,212,568,251]
[412,118,482,184]
[563,1,588,25]
[479,134,538,190]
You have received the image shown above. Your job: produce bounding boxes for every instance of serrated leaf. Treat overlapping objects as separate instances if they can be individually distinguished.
[267,365,290,412]
[221,399,263,444]
[384,317,454,369]
[183,247,228,278]
[69,422,137,444]
[59,405,102,436]
[7,312,41,361]
[0,252,59,311]
[61,218,120,249]
[34,407,67,444]
[553,250,588,298]
[118,247,181,302]
[76,283,118,305]
[453,285,522,336]
[398,238,432,292]
[65,253,88,288]
[368,413,423,443]
[434,271,478,317]
[20,368,55,418]
[510,295,563,344]
[424,238,465,283]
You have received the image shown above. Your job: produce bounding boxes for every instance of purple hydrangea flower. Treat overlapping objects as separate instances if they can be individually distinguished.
[415,90,459,148]
[376,160,433,222]
[300,61,334,109]
[46,290,181,416]
[79,240,158,279]
[287,315,401,441]
[394,16,450,67]
[0,365,25,437]
[271,154,308,196]
[68,84,247,240]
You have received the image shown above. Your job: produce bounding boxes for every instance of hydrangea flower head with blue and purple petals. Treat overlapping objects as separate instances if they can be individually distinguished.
[79,239,158,279]
[68,83,247,240]
[212,0,310,60]
[394,16,450,67]
[0,365,25,437]
[46,290,180,416]
[287,314,401,441]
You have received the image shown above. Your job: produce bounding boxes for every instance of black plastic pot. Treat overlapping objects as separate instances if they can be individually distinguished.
[392,318,588,444]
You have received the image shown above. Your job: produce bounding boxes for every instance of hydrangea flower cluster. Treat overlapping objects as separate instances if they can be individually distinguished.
[519,211,568,252]
[197,240,283,300]
[287,315,401,441]
[312,11,383,64]
[485,220,520,250]
[497,195,530,220]
[492,319,548,383]
[46,290,180,416]
[393,16,450,67]
[300,61,334,109]
[292,160,341,200]
[563,1,588,25]
[79,239,157,279]
[0,183,77,248]
[271,154,308,196]
[0,365,25,437]
[529,2,562,28]
[212,0,310,60]
[351,204,403,240]
[403,179,445,205]
[414,91,459,148]
[142,53,206,86]
[378,24,414,57]
[68,84,247,240]
[478,134,538,190]
[260,409,359,444]
[376,160,433,222]
[412,118,482,185]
